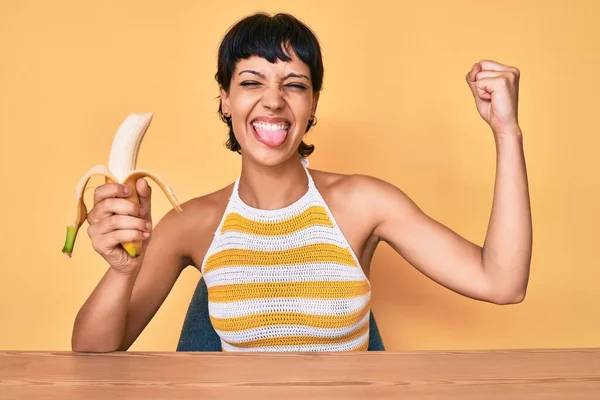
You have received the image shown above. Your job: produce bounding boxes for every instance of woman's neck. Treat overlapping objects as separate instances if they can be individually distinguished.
[238,156,308,210]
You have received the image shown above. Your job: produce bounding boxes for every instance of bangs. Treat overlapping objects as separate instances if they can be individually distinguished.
[216,13,323,93]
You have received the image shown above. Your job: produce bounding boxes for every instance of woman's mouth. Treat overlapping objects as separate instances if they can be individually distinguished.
[251,121,291,148]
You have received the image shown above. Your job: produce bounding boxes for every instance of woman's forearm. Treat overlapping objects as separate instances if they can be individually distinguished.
[71,266,139,352]
[482,127,533,303]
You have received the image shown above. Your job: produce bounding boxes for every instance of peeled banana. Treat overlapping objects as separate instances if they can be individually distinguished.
[62,112,183,258]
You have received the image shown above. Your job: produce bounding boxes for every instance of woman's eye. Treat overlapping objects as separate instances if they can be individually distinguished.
[239,81,307,90]
[287,84,308,90]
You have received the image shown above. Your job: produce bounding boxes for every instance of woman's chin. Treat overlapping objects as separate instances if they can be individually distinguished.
[243,144,298,167]
[251,151,285,167]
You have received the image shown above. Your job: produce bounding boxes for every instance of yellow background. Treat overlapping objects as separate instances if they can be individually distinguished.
[1,0,598,351]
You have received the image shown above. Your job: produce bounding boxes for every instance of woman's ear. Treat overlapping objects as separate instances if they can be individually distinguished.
[311,91,320,116]
[219,86,231,116]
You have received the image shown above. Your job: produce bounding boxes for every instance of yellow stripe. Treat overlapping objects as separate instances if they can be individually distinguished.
[211,301,371,332]
[225,317,370,348]
[204,243,357,274]
[208,280,370,303]
[220,206,333,236]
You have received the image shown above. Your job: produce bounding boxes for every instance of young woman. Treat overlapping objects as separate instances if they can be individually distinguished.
[72,12,532,352]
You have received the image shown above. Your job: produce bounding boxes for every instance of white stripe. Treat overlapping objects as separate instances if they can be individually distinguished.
[221,330,370,352]
[215,311,370,343]
[208,293,371,319]
[204,263,366,288]
[205,225,350,258]
[227,192,323,223]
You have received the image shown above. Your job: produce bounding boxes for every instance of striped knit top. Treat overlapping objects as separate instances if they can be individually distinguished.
[200,158,371,352]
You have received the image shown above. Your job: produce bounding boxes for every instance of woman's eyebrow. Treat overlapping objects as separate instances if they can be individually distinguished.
[238,70,266,79]
[283,73,309,81]
[238,70,309,81]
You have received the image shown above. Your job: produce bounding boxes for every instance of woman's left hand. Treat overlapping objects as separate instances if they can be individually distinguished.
[466,60,521,137]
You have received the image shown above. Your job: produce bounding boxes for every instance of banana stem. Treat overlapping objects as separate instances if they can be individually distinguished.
[62,225,79,258]
[62,177,92,258]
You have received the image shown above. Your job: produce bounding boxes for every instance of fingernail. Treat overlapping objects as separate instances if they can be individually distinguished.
[124,186,131,195]
[146,221,152,230]
[143,232,150,237]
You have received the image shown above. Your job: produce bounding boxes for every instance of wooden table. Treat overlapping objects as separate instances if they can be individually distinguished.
[1,348,599,399]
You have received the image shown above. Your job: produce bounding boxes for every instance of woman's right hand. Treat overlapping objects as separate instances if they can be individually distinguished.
[86,178,153,274]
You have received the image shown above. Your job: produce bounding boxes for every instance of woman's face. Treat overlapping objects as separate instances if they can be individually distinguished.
[220,50,319,166]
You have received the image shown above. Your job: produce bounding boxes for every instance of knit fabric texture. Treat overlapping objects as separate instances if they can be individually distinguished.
[200,159,372,352]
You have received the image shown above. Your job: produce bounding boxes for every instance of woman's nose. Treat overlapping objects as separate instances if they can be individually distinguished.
[261,85,285,111]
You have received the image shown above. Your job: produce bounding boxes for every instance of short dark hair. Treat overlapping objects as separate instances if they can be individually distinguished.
[215,12,324,157]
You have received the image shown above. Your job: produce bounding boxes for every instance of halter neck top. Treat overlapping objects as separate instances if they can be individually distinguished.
[200,158,372,352]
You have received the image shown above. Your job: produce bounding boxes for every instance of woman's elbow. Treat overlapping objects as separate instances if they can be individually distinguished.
[71,336,121,353]
[490,288,527,305]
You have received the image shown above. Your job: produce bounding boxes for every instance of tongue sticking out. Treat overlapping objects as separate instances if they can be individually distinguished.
[253,124,288,147]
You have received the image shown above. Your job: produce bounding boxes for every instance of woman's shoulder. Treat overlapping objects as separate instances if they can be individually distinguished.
[185,183,234,218]
[165,182,233,222]
[309,168,401,200]
[309,168,416,226]
[157,182,235,269]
